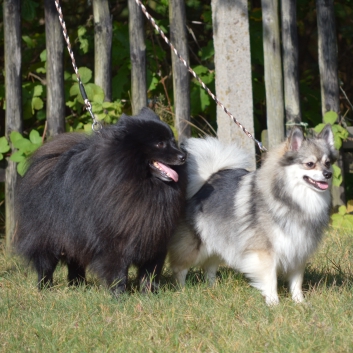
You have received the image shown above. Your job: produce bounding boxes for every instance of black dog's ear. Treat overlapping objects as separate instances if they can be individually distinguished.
[288,127,304,151]
[137,107,161,121]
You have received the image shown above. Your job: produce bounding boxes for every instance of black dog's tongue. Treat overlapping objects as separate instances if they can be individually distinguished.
[157,162,179,182]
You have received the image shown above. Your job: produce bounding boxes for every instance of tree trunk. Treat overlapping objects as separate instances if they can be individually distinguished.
[281,0,301,133]
[4,0,22,249]
[93,0,112,101]
[128,0,147,114]
[45,0,65,136]
[316,0,345,206]
[262,0,284,149]
[211,0,255,168]
[169,0,190,143]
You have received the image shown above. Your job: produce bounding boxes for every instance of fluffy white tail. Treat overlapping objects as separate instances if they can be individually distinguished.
[184,137,253,199]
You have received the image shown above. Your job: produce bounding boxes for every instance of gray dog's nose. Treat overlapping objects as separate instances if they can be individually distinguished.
[323,170,332,179]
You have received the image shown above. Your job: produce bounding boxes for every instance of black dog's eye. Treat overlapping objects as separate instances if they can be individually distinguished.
[325,161,331,168]
[157,141,166,148]
[306,162,315,168]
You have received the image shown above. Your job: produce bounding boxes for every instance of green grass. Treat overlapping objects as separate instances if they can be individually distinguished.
[1,229,353,353]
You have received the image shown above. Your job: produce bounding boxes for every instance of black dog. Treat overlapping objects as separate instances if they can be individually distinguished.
[14,107,187,295]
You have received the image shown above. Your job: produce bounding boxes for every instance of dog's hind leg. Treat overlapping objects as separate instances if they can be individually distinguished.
[93,256,129,297]
[33,252,59,289]
[168,221,201,287]
[287,265,305,303]
[240,251,279,305]
[173,268,188,287]
[67,259,86,286]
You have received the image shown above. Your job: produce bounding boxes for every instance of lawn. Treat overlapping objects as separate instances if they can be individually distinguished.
[0,228,352,353]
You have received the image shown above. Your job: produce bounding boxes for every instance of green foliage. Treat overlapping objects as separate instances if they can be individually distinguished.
[77,26,89,54]
[313,111,349,150]
[0,137,10,161]
[66,67,124,131]
[190,65,215,116]
[22,83,45,120]
[21,0,39,22]
[313,111,349,189]
[9,130,42,176]
[331,202,353,230]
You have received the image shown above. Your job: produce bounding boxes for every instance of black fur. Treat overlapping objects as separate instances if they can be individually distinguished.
[14,107,187,296]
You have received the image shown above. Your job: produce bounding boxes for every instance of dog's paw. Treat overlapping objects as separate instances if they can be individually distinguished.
[265,295,280,306]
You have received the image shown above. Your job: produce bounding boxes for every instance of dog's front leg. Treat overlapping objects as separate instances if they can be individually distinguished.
[288,265,305,303]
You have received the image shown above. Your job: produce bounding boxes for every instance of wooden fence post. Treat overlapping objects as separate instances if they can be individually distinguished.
[128,0,147,114]
[93,0,112,101]
[281,0,301,132]
[211,0,255,168]
[261,0,284,148]
[169,0,190,143]
[4,0,22,249]
[45,0,65,137]
[316,0,345,206]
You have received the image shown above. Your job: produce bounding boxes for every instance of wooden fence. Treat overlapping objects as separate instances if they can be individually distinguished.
[3,0,343,247]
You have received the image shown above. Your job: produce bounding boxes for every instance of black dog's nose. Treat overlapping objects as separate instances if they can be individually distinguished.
[323,170,332,179]
[178,154,186,163]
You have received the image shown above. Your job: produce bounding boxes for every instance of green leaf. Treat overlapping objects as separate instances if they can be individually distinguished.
[84,124,93,133]
[78,67,92,84]
[0,137,10,154]
[332,164,342,187]
[40,49,47,62]
[29,130,42,145]
[338,205,347,215]
[79,39,89,54]
[91,102,103,114]
[32,97,44,112]
[193,65,209,76]
[102,102,114,109]
[22,35,36,48]
[199,40,214,61]
[70,84,80,97]
[313,123,326,134]
[77,26,87,37]
[147,70,159,92]
[10,131,24,144]
[323,111,338,125]
[13,137,32,151]
[33,85,43,97]
[36,110,46,121]
[200,88,210,111]
[17,161,28,177]
[333,136,342,150]
[10,151,26,163]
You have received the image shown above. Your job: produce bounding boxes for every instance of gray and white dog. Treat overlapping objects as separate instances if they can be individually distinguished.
[168,125,337,304]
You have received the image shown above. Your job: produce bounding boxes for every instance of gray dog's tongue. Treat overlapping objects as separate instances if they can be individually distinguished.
[158,162,179,182]
[316,181,329,190]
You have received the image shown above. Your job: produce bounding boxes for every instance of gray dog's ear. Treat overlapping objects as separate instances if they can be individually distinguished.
[288,127,304,151]
[318,124,335,150]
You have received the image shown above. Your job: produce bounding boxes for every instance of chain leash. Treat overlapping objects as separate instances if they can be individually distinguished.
[54,0,265,150]
[54,0,102,132]
[133,0,266,152]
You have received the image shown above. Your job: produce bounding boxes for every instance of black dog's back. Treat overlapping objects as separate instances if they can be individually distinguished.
[14,108,187,295]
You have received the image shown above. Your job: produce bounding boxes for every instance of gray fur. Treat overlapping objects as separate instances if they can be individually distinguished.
[168,125,337,305]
